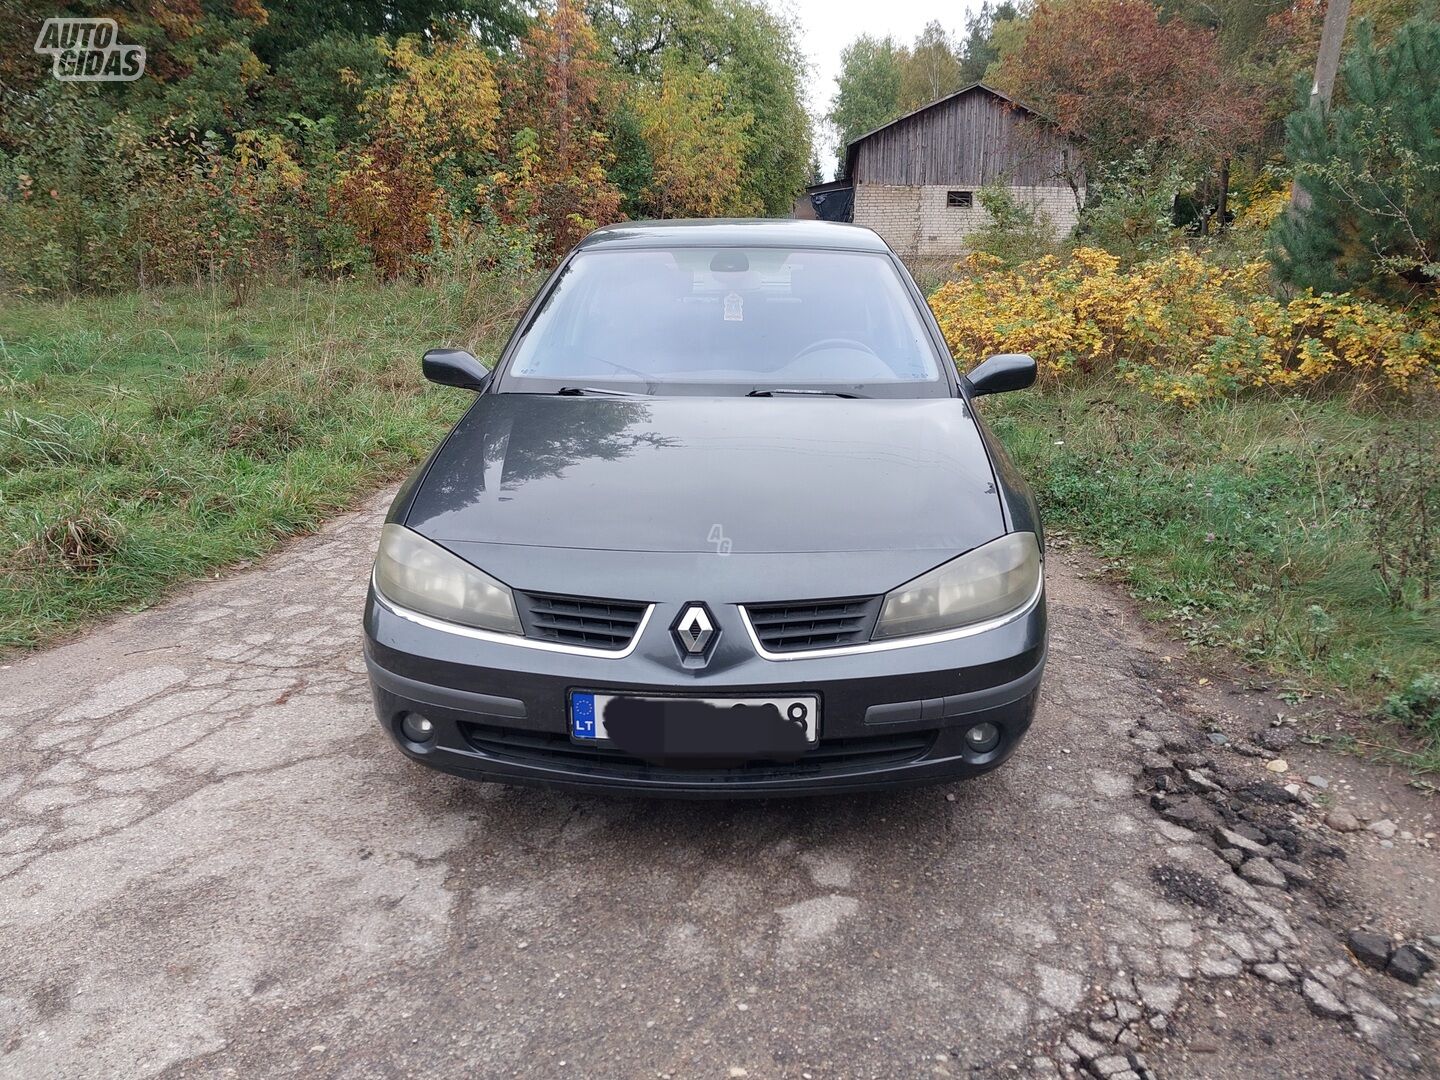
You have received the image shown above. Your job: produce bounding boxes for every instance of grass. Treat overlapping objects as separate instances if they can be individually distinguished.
[0,272,535,650]
[980,384,1440,773]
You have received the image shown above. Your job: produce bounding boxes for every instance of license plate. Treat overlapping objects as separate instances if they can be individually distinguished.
[570,692,819,747]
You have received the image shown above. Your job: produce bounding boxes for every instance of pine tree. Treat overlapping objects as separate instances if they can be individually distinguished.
[958,2,1018,84]
[1270,15,1440,299]
[807,151,825,187]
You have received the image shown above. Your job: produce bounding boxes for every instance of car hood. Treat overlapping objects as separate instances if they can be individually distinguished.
[404,393,1003,556]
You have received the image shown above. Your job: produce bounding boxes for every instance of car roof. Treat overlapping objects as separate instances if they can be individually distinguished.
[577,218,892,253]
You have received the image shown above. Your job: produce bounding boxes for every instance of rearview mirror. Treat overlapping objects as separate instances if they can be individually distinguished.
[423,348,492,392]
[963,353,1037,397]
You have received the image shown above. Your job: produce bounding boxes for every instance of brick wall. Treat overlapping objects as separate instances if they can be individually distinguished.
[853,185,920,258]
[855,182,1085,260]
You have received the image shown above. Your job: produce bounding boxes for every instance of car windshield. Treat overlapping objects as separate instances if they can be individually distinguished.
[501,247,947,397]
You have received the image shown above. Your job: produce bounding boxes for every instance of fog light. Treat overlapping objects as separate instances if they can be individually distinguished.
[400,713,435,743]
[964,722,1001,754]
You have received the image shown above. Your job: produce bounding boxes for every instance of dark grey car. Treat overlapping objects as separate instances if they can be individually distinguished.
[364,219,1046,795]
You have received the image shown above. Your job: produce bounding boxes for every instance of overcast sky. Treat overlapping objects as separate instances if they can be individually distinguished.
[783,0,982,179]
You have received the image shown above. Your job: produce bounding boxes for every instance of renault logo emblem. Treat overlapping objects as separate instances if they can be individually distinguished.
[674,604,714,654]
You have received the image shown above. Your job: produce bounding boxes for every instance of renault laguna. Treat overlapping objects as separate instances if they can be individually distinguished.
[364,219,1046,795]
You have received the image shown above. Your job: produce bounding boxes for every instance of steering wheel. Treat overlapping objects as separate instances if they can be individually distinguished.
[791,337,881,362]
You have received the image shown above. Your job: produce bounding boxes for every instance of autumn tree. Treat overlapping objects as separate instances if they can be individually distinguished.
[1162,0,1421,65]
[588,0,812,215]
[991,0,1260,173]
[495,1,624,261]
[1158,0,1425,164]
[1,0,814,293]
[334,35,502,277]
[1157,0,1297,63]
[635,60,754,216]
[372,36,500,171]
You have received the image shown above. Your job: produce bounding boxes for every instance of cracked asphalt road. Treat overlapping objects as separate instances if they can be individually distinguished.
[0,494,1434,1079]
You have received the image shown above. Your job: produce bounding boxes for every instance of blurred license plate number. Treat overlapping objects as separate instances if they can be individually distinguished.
[569,692,818,745]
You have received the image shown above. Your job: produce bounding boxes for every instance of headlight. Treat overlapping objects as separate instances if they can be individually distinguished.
[873,532,1041,640]
[373,523,522,634]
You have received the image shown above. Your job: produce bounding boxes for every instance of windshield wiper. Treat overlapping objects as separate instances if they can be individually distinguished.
[555,386,649,397]
[746,388,865,399]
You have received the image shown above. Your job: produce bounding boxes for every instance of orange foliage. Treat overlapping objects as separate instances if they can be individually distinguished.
[332,36,501,278]
[331,138,443,280]
[992,0,1261,167]
[493,0,624,261]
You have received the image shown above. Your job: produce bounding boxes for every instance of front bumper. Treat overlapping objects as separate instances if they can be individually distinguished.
[363,586,1046,797]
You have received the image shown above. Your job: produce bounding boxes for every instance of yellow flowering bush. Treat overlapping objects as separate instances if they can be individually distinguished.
[930,247,1440,405]
[1232,181,1290,233]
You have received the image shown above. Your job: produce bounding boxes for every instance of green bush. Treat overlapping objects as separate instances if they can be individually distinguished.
[1382,674,1440,769]
[968,184,1055,265]
[1075,149,1182,266]
[1383,673,1440,725]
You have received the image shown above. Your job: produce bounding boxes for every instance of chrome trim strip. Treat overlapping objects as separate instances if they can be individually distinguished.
[372,574,654,659]
[739,576,1044,661]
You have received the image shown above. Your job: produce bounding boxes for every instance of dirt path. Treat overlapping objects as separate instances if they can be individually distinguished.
[0,494,1436,1079]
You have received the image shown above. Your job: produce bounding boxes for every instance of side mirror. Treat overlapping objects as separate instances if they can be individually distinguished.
[423,348,492,392]
[963,353,1037,397]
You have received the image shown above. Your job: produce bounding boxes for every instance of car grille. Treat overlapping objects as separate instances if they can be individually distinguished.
[461,723,936,781]
[743,596,882,653]
[515,592,649,651]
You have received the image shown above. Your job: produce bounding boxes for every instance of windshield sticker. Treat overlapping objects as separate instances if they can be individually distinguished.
[724,292,743,322]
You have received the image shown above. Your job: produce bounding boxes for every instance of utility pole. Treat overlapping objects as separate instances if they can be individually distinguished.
[1291,0,1352,210]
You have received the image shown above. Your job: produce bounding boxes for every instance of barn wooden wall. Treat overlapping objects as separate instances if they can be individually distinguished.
[851,91,1076,188]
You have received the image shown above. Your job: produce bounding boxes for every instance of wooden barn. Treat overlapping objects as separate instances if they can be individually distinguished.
[798,83,1085,260]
